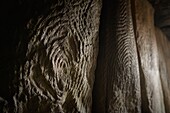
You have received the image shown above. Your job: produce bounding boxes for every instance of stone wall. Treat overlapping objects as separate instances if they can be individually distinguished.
[0,0,170,113]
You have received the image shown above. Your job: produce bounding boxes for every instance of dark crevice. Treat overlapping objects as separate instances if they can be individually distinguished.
[92,0,119,112]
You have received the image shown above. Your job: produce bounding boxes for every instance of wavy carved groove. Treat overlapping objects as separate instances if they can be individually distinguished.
[107,0,140,112]
[11,0,102,113]
[92,0,141,112]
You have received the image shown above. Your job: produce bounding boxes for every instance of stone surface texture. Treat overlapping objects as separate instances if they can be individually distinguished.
[134,0,165,112]
[92,0,141,112]
[155,27,170,113]
[0,0,170,113]
[5,0,102,113]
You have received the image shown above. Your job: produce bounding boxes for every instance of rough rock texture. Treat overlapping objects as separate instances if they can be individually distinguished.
[5,0,102,113]
[1,0,170,113]
[92,0,141,112]
[134,0,165,112]
[93,0,170,113]
[155,27,170,113]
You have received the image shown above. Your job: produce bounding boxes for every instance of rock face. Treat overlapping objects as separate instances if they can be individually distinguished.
[155,27,170,113]
[134,0,165,112]
[2,0,102,113]
[93,0,170,113]
[92,0,141,112]
[0,0,170,113]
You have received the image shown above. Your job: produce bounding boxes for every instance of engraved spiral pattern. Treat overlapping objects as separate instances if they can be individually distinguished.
[12,0,102,113]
